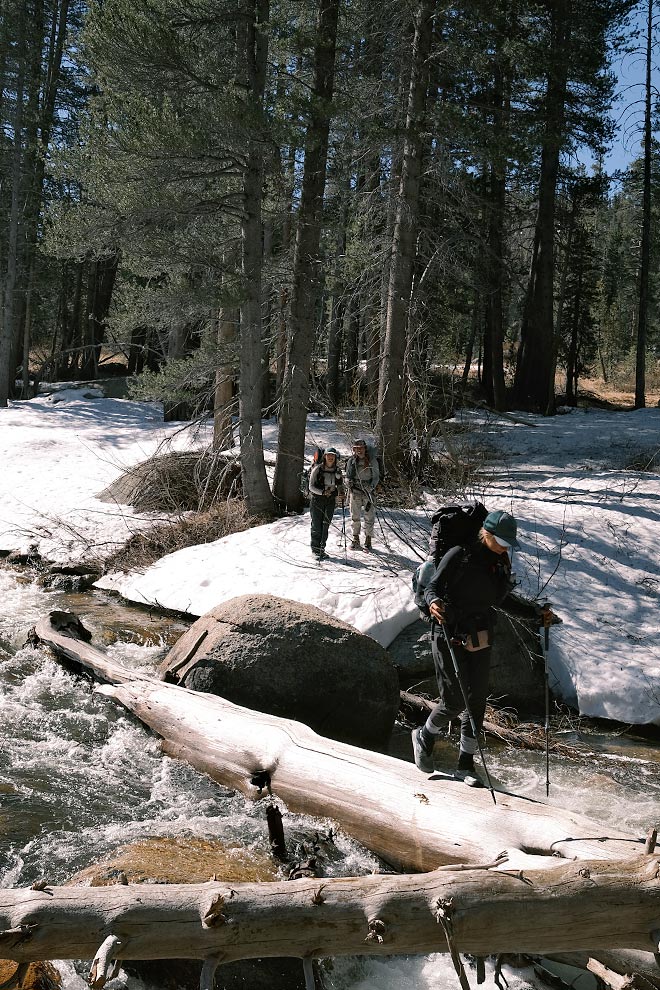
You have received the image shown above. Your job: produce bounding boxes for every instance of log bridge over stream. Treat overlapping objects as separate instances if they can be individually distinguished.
[1,612,658,990]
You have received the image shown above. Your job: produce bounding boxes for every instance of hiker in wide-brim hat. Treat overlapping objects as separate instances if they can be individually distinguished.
[345,438,380,552]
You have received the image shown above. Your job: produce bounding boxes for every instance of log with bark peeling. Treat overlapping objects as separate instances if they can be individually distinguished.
[33,613,645,874]
[1,857,659,967]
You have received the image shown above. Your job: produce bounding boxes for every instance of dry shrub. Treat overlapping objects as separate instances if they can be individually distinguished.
[105,499,270,573]
[624,449,660,472]
[100,450,241,513]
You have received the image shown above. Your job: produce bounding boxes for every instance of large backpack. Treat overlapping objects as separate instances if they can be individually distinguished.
[428,501,488,566]
[413,501,488,619]
[299,447,326,499]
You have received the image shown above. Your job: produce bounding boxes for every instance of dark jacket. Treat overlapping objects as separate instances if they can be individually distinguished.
[423,540,512,635]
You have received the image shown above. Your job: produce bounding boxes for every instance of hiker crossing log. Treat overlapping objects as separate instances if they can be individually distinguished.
[33,612,644,873]
[1,856,659,966]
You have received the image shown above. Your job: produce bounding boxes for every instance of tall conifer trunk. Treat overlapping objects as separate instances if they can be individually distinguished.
[0,1,26,407]
[375,0,433,467]
[213,306,237,451]
[273,0,341,512]
[238,0,275,515]
[514,0,570,413]
[635,0,652,409]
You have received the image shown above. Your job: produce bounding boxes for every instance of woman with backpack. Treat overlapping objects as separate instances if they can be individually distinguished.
[308,447,343,559]
[411,510,519,785]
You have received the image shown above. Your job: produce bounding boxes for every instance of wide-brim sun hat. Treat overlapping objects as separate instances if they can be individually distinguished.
[483,509,520,549]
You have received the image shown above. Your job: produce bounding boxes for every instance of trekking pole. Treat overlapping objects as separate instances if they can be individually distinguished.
[540,602,554,797]
[340,490,347,558]
[439,621,497,805]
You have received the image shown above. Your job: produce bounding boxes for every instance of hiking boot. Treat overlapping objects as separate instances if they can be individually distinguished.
[455,750,482,786]
[411,728,434,773]
[364,535,372,551]
[351,537,361,550]
[456,751,475,774]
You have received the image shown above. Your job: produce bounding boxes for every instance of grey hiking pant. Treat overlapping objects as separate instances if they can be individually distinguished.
[423,621,491,755]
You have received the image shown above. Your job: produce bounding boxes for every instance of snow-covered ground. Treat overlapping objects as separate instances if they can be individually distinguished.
[1,385,659,726]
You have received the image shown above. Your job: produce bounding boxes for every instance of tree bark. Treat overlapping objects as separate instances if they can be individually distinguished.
[213,306,236,451]
[80,254,119,379]
[550,193,577,412]
[484,53,508,412]
[0,0,26,407]
[326,294,344,405]
[34,614,643,877]
[514,0,570,413]
[635,0,652,410]
[376,0,433,466]
[20,0,71,375]
[273,0,341,512]
[237,0,275,515]
[1,856,660,967]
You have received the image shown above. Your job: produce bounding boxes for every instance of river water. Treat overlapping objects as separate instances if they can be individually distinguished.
[2,564,660,990]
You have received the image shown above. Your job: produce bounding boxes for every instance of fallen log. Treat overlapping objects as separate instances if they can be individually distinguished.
[33,613,645,873]
[547,953,660,990]
[1,856,659,967]
[400,690,578,756]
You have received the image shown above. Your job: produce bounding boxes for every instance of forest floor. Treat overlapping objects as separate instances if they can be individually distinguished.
[576,375,660,410]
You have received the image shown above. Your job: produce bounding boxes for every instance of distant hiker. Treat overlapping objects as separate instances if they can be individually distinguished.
[308,447,343,559]
[346,438,380,551]
[411,510,518,783]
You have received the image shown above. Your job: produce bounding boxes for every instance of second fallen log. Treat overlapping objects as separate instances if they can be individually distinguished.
[1,856,659,965]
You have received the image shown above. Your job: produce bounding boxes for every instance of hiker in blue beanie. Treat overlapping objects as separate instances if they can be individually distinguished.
[411,510,518,785]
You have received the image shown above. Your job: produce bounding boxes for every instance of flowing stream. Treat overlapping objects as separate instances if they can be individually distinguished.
[1,564,659,990]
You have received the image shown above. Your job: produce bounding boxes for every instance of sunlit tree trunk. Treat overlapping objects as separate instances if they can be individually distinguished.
[273,0,341,511]
[238,0,274,515]
[550,190,577,411]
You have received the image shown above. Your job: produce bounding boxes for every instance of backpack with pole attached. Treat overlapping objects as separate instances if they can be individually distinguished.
[412,500,488,618]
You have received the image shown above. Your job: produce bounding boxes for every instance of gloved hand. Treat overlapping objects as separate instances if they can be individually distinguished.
[365,500,372,512]
[324,486,336,497]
